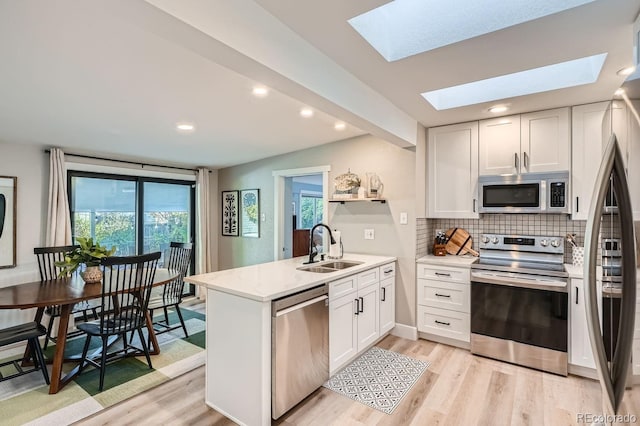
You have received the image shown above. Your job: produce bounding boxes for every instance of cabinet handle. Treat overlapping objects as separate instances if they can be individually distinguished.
[473,198,477,212]
[576,196,579,212]
[435,272,451,277]
[435,293,451,298]
[383,268,393,274]
[514,153,519,170]
[381,287,386,302]
[435,320,450,326]
[575,286,579,305]
[359,297,364,313]
[354,299,359,315]
[523,151,529,170]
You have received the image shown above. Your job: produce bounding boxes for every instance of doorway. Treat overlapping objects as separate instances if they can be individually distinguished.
[273,166,330,261]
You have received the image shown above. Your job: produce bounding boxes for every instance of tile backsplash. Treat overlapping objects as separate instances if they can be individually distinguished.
[416,214,586,263]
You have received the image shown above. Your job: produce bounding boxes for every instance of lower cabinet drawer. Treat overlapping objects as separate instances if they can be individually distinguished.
[417,279,469,313]
[417,305,470,342]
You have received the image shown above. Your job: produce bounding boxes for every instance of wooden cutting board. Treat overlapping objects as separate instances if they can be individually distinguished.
[445,228,479,256]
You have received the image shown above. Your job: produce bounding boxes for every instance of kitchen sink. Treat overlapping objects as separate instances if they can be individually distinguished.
[296,266,337,273]
[297,260,363,273]
[318,261,363,270]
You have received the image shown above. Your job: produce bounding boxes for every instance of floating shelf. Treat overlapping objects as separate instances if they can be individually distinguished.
[329,198,386,204]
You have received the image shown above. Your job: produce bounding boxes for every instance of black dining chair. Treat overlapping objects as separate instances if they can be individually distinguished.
[77,251,161,391]
[146,242,193,342]
[34,245,99,350]
[0,322,50,384]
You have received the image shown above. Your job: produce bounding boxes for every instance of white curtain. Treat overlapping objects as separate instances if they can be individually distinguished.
[46,148,72,246]
[196,167,213,299]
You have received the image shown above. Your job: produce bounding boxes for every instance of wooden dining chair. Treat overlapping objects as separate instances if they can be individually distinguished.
[77,251,161,391]
[146,242,193,342]
[33,245,98,350]
[0,322,50,384]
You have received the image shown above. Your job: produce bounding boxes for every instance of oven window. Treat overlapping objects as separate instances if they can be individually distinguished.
[482,183,539,208]
[471,282,567,352]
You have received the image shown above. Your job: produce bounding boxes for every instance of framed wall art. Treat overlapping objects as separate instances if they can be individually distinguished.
[240,189,260,238]
[221,190,239,236]
[0,176,16,269]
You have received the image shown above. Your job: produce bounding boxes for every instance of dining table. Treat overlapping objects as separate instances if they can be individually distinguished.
[0,268,180,394]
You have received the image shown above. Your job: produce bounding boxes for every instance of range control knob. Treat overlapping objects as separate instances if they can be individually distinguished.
[540,239,549,247]
[491,237,499,244]
[482,236,490,244]
[550,239,560,248]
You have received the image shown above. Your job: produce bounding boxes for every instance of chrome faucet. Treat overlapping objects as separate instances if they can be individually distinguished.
[304,223,336,264]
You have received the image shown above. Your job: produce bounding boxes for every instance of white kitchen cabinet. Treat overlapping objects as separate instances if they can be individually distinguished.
[416,261,471,348]
[479,114,521,175]
[521,107,571,173]
[625,100,640,220]
[329,264,396,375]
[329,291,358,370]
[569,278,602,370]
[478,107,570,177]
[379,262,396,335]
[427,121,479,219]
[571,102,609,220]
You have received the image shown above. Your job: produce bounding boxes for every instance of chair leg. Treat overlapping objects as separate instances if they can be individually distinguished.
[99,336,108,392]
[82,310,89,323]
[31,337,50,385]
[163,307,169,325]
[43,315,55,351]
[79,335,92,375]
[175,304,189,338]
[137,328,153,369]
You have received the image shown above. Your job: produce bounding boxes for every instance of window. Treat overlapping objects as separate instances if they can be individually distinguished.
[299,193,323,229]
[68,172,195,290]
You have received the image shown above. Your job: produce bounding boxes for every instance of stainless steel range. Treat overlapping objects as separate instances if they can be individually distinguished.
[470,234,569,376]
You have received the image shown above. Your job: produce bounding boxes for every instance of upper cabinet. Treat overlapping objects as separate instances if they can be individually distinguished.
[626,100,640,220]
[479,107,570,176]
[427,121,479,219]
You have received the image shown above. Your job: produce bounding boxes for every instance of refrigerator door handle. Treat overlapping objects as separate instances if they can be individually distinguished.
[584,133,637,415]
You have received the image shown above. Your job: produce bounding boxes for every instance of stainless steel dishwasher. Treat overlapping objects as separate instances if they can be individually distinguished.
[272,284,329,419]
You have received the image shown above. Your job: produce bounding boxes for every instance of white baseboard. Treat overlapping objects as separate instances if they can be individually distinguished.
[391,323,418,341]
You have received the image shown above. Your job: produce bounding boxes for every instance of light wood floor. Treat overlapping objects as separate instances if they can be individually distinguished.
[76,325,639,426]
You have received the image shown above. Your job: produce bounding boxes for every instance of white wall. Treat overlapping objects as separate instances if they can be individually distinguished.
[218,134,418,326]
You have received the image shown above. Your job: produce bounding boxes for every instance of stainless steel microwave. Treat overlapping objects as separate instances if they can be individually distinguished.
[478,171,570,214]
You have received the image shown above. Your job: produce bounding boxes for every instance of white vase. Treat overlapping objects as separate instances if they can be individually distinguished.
[81,265,102,283]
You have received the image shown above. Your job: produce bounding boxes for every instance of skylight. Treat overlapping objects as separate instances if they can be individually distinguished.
[349,0,595,62]
[421,53,607,110]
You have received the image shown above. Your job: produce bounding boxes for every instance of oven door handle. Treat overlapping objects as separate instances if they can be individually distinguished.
[471,273,568,293]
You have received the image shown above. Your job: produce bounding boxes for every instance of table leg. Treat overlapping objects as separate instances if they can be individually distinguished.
[49,304,71,394]
[145,311,160,355]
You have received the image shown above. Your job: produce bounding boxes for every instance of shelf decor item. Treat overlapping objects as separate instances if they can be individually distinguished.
[0,176,16,269]
[222,190,239,236]
[54,237,116,283]
[333,169,361,199]
[240,189,260,238]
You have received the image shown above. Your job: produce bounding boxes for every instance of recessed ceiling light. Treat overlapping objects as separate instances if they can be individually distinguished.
[334,122,346,131]
[617,66,636,76]
[349,0,596,62]
[422,53,607,110]
[252,86,269,97]
[614,88,625,96]
[176,122,195,132]
[300,108,314,118]
[488,105,508,113]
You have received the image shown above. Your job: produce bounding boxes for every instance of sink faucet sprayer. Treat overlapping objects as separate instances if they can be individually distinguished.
[304,223,336,264]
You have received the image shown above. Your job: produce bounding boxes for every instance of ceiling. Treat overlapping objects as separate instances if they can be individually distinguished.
[1,0,639,169]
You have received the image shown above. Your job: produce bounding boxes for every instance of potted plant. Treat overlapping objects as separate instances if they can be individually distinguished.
[55,237,116,283]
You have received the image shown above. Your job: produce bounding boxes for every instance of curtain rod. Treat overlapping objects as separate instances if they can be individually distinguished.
[44,150,211,173]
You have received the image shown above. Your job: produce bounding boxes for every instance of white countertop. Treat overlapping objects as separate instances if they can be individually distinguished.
[185,253,396,302]
[416,254,478,268]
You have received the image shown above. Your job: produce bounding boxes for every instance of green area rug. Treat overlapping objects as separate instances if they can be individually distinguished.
[0,307,206,425]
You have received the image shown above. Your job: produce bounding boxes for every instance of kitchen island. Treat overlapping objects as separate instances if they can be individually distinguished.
[185,253,396,426]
